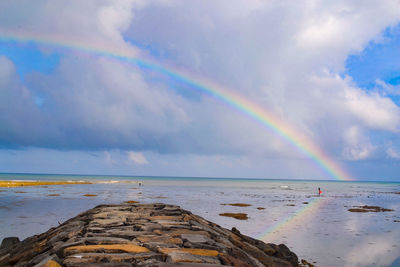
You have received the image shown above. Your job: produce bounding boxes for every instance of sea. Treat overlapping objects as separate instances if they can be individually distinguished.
[0,173,399,267]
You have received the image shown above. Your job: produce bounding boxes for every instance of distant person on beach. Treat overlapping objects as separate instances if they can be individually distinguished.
[318,187,322,196]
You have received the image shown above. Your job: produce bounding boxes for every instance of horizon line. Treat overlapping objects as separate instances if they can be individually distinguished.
[0,172,397,183]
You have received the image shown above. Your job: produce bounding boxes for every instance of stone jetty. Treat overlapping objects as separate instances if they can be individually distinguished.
[0,203,298,267]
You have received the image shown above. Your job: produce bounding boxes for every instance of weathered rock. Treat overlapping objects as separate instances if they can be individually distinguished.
[221,203,252,207]
[31,253,60,266]
[165,251,220,264]
[0,203,299,266]
[231,227,298,266]
[0,237,20,249]
[219,213,248,220]
[80,236,134,245]
[64,244,149,255]
[219,253,252,267]
[299,259,315,267]
[137,235,182,245]
[180,234,210,244]
[348,205,394,212]
[160,263,225,267]
[34,259,62,267]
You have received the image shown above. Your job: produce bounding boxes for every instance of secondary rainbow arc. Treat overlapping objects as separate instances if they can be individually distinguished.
[0,31,352,180]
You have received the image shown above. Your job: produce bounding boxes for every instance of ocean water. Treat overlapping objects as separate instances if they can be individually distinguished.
[0,173,399,267]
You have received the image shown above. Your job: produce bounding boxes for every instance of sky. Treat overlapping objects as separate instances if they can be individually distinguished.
[0,0,400,181]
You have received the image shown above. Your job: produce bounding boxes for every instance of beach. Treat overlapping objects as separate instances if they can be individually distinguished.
[0,174,399,266]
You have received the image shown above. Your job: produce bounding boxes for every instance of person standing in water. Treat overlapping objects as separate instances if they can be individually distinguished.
[318,187,322,196]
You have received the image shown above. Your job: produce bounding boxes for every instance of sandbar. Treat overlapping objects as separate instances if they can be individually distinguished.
[0,180,91,188]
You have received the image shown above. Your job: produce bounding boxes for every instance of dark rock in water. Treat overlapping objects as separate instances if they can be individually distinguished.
[221,203,252,207]
[0,237,20,249]
[348,205,394,212]
[0,203,299,266]
[219,213,249,220]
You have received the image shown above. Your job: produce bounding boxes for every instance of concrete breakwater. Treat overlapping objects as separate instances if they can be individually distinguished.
[0,203,299,267]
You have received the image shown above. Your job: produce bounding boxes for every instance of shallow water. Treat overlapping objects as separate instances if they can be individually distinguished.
[0,174,399,267]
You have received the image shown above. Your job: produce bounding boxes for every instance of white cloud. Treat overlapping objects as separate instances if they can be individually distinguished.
[128,151,149,165]
[342,126,375,160]
[1,0,400,178]
[0,56,15,83]
[125,0,400,143]
[387,147,400,160]
[375,79,400,96]
[343,88,400,131]
[0,0,141,57]
[104,151,116,165]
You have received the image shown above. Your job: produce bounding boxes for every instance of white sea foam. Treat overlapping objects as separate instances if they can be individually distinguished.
[96,180,120,184]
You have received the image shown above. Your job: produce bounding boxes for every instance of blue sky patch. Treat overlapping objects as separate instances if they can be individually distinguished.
[0,40,61,80]
[345,24,400,89]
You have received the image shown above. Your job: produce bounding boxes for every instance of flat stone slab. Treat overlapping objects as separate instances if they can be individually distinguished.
[180,234,210,243]
[159,264,225,267]
[0,203,299,266]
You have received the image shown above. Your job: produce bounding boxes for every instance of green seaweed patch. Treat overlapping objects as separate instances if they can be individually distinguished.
[83,194,97,197]
[219,213,248,220]
[348,205,394,213]
[257,207,265,210]
[47,194,60,196]
[221,203,252,207]
[125,200,139,204]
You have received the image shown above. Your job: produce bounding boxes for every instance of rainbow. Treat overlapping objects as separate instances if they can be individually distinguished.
[0,30,352,180]
[256,197,327,242]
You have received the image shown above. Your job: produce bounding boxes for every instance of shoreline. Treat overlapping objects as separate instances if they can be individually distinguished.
[2,172,400,184]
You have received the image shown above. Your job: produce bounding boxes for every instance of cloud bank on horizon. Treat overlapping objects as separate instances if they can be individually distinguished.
[0,0,400,180]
